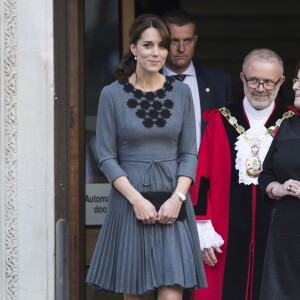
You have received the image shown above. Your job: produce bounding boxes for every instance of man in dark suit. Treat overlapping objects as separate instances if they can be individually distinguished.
[162,9,237,151]
[161,9,237,300]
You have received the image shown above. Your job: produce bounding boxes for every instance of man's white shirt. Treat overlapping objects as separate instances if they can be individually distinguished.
[162,63,201,151]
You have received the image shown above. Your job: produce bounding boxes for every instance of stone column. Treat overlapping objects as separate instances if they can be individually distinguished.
[0,0,55,299]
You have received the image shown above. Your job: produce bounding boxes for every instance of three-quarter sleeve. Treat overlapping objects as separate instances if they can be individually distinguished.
[96,86,128,183]
[176,85,198,182]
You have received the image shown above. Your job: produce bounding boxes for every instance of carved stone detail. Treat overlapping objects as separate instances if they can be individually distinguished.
[2,0,18,299]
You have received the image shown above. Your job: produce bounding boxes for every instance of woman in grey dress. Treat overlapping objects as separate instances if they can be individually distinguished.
[86,14,207,300]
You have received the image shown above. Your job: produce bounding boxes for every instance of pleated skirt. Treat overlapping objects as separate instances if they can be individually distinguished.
[86,159,207,294]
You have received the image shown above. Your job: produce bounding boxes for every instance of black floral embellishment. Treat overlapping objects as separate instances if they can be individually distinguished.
[164,79,173,92]
[161,108,171,119]
[156,89,166,99]
[143,118,154,128]
[152,100,163,110]
[133,89,143,99]
[164,99,174,109]
[136,109,147,119]
[156,118,167,128]
[145,91,155,100]
[148,108,159,119]
[123,77,175,128]
[122,82,132,93]
[140,99,150,110]
[127,98,138,108]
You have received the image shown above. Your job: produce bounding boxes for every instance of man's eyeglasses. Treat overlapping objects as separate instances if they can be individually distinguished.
[293,78,300,85]
[241,73,282,90]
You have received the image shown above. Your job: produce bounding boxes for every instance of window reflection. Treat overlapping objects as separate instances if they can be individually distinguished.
[85,0,120,184]
[85,0,120,231]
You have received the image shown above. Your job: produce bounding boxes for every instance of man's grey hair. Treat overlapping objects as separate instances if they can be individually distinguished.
[242,48,284,75]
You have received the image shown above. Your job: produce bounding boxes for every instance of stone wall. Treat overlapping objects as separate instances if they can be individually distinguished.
[0,0,55,299]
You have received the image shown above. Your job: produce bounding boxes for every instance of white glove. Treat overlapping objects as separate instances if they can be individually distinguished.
[196,220,224,251]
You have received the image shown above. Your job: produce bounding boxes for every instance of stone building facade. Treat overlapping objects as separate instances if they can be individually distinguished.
[0,0,55,298]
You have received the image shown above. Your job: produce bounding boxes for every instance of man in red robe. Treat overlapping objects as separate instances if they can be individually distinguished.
[190,48,296,300]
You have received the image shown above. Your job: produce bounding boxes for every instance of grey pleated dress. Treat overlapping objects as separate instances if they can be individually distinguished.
[86,76,207,294]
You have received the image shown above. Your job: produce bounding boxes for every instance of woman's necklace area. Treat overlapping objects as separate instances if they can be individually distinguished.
[220,107,295,178]
[130,73,164,92]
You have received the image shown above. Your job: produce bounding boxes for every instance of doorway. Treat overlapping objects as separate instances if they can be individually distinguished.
[61,1,300,299]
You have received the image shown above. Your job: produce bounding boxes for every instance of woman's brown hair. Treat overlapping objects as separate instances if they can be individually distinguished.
[115,14,170,79]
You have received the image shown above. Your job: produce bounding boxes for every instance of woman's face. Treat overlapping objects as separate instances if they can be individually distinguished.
[293,69,300,110]
[131,27,168,75]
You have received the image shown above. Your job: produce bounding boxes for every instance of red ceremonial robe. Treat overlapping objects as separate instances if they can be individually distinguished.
[190,101,296,300]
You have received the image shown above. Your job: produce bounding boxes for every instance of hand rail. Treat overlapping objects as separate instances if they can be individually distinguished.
[56,219,70,300]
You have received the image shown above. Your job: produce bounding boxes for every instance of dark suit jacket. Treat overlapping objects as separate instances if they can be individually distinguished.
[194,64,237,134]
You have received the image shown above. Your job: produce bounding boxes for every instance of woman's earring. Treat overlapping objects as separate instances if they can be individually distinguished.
[134,55,137,60]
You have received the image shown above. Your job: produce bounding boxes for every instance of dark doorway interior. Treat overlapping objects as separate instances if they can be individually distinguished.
[136,0,300,104]
[81,1,299,300]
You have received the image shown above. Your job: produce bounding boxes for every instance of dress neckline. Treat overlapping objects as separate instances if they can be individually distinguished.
[121,77,174,95]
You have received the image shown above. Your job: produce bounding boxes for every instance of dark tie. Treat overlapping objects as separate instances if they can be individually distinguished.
[172,74,187,82]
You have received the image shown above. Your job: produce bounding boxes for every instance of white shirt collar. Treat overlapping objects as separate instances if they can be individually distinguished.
[162,62,196,77]
[243,97,275,127]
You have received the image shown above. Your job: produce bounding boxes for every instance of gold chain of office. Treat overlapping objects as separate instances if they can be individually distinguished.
[219,107,295,178]
[219,107,295,136]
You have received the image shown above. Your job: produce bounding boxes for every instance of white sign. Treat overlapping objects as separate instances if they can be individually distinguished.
[85,183,111,225]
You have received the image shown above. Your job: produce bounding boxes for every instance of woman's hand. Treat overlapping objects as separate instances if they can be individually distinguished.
[282,179,300,198]
[268,179,300,199]
[157,194,182,224]
[132,196,158,225]
[113,176,158,224]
